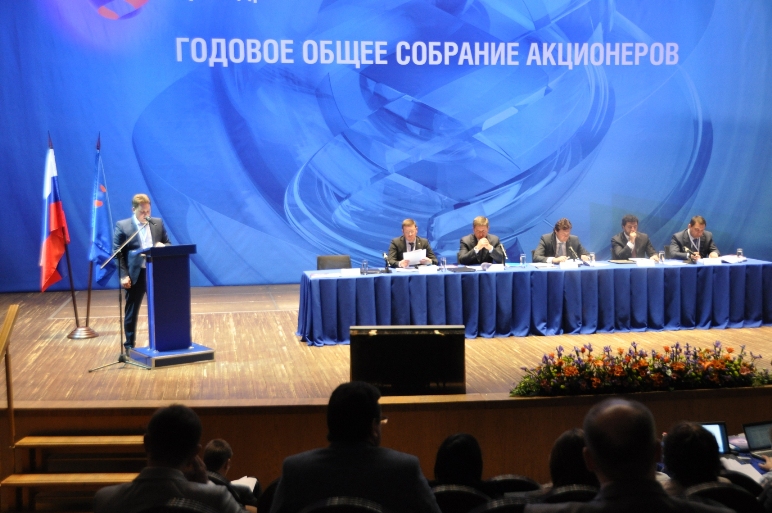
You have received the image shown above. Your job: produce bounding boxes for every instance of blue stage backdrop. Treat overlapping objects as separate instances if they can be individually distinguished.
[1,0,771,292]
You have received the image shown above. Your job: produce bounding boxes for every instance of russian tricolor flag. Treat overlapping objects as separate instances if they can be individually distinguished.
[39,139,70,292]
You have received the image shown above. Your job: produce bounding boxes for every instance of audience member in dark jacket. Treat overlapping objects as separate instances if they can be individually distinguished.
[204,438,260,507]
[548,429,599,489]
[432,433,498,497]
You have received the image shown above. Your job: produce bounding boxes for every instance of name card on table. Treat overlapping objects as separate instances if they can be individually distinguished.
[698,258,723,266]
[633,258,656,267]
[418,265,438,274]
[340,268,362,277]
[559,261,580,269]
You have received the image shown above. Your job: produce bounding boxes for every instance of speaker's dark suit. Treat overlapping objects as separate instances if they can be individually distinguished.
[611,231,657,260]
[457,233,504,265]
[113,217,171,347]
[533,233,588,263]
[270,442,441,513]
[669,229,719,260]
[387,236,437,267]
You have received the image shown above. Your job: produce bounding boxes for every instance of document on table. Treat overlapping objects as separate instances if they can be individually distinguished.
[721,457,763,483]
[402,248,426,265]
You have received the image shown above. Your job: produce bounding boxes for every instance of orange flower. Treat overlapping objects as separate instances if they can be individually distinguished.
[617,347,624,355]
[564,366,579,377]
[591,378,601,388]
[672,362,685,372]
[549,352,555,358]
[612,365,625,377]
[663,357,670,364]
[726,347,735,354]
[580,347,586,353]
[663,346,670,353]
[556,360,564,367]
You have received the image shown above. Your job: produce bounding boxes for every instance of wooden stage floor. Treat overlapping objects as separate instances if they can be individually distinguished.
[1,284,772,408]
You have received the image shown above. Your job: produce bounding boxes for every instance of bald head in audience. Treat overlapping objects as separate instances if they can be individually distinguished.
[582,398,660,483]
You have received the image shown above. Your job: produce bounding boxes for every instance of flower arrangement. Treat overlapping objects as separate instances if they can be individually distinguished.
[511,341,772,397]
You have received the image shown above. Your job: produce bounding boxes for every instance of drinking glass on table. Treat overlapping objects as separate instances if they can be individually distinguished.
[658,251,665,263]
[440,256,447,271]
[360,259,368,275]
[519,253,526,267]
[589,252,596,264]
[737,248,744,260]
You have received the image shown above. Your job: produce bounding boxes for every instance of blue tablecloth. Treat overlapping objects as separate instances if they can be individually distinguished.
[296,260,772,346]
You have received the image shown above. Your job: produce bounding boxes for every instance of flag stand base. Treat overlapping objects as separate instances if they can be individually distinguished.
[67,326,98,339]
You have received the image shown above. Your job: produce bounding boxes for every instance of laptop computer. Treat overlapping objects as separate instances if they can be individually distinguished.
[743,421,772,458]
[700,422,730,455]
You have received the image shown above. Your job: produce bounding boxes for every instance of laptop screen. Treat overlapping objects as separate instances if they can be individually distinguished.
[700,422,730,455]
[743,422,772,451]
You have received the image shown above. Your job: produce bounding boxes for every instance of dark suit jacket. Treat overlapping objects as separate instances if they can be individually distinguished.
[270,442,441,513]
[388,236,437,267]
[610,231,656,260]
[524,480,731,513]
[94,467,243,513]
[533,233,588,263]
[207,470,259,507]
[113,217,171,284]
[457,233,504,265]
[669,229,719,260]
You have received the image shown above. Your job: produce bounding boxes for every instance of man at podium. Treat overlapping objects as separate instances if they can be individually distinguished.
[113,194,171,351]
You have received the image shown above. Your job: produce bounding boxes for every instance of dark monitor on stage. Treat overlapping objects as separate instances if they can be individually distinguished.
[349,325,466,396]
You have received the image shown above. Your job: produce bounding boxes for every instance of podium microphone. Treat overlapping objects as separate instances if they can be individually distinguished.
[382,252,391,273]
[145,216,155,226]
[500,244,508,265]
[570,246,588,266]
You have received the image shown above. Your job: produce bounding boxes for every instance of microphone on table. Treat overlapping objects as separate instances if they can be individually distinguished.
[500,244,508,266]
[684,247,697,264]
[382,252,391,273]
[569,246,588,266]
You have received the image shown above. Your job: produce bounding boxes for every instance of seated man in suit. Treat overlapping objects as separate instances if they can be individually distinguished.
[270,382,441,513]
[533,218,590,264]
[94,405,243,513]
[669,215,719,261]
[526,399,731,513]
[611,214,659,261]
[457,216,505,265]
[204,438,259,508]
[387,218,437,267]
[113,193,171,352]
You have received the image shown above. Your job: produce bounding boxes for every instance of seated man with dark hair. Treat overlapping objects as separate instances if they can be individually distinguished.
[533,218,590,264]
[661,422,725,496]
[94,405,243,513]
[270,381,441,513]
[610,214,658,261]
[548,429,599,489]
[433,433,497,497]
[204,438,260,508]
[526,399,731,513]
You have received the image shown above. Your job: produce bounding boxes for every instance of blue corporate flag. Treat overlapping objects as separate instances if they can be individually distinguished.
[89,136,115,286]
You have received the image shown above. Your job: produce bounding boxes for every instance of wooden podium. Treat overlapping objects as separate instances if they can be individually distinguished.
[128,245,214,368]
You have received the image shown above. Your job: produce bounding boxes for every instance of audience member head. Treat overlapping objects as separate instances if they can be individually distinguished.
[203,439,233,475]
[327,381,382,445]
[144,404,202,468]
[663,422,721,488]
[583,399,659,483]
[549,429,599,488]
[434,433,483,486]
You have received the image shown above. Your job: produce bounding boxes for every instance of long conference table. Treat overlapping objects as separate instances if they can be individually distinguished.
[296,260,772,346]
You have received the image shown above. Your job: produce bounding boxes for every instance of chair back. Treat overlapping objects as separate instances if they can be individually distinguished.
[432,484,490,513]
[317,255,352,270]
[541,485,598,503]
[686,481,764,513]
[486,474,541,495]
[469,496,530,513]
[299,497,384,513]
[720,469,763,497]
[138,498,222,513]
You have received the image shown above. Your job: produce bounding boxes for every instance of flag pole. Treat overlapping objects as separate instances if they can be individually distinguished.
[66,235,96,339]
